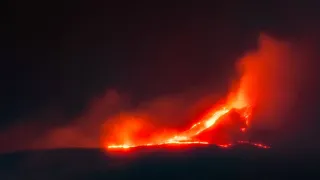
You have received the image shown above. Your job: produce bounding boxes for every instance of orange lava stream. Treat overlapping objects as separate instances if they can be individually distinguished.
[105,88,271,150]
[106,106,231,150]
[104,34,285,151]
[107,141,270,150]
[107,141,209,149]
[218,141,270,149]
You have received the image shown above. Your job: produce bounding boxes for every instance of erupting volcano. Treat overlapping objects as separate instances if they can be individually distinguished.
[104,34,292,151]
[106,88,269,150]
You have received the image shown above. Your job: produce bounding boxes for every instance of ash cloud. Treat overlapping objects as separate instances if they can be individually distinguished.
[236,34,304,130]
[0,89,223,152]
[30,90,128,150]
[0,33,309,153]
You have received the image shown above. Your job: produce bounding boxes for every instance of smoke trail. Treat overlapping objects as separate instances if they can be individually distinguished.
[236,33,302,130]
[0,33,307,153]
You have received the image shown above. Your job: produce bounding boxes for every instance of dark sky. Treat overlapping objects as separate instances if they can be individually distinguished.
[2,1,320,147]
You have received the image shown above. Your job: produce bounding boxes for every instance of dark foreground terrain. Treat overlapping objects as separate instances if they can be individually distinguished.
[0,144,319,180]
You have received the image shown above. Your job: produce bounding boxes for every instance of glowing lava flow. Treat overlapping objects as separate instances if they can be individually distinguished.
[106,92,262,150]
[106,106,232,150]
[218,141,270,149]
[107,141,270,150]
[108,141,209,149]
[105,34,284,150]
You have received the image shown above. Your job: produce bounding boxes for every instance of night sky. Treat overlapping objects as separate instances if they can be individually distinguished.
[2,1,320,151]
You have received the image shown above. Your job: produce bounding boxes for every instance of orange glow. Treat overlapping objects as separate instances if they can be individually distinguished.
[105,86,257,150]
[103,34,282,151]
[107,141,209,150]
[107,141,270,150]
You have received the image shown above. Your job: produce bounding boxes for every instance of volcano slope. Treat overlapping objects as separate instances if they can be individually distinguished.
[0,144,318,180]
[193,109,248,144]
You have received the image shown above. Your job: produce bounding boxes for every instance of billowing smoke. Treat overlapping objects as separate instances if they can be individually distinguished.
[101,91,224,146]
[0,33,307,153]
[0,88,221,153]
[0,90,127,153]
[235,34,302,130]
[30,90,128,150]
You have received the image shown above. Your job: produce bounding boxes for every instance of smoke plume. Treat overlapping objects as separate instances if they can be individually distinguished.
[0,33,306,153]
[236,34,301,130]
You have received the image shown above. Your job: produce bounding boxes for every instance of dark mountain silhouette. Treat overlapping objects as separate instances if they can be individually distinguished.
[0,144,318,179]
